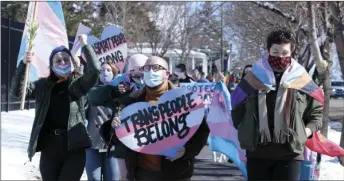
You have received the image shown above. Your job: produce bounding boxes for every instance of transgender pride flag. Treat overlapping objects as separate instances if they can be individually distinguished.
[17,1,68,81]
[207,82,248,179]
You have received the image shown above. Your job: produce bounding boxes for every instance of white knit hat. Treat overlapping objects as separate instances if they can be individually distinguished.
[127,54,148,71]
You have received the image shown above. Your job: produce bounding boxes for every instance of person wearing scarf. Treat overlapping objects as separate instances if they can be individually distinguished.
[231,30,323,180]
[10,35,100,180]
[89,56,209,180]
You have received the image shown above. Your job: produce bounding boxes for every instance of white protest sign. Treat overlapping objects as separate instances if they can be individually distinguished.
[87,26,128,71]
[71,23,92,57]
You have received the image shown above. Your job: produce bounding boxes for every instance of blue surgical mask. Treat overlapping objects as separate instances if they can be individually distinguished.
[144,69,164,87]
[52,63,74,78]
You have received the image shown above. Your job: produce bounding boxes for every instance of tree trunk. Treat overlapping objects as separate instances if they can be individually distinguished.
[308,2,327,75]
[328,1,344,166]
[329,2,344,80]
[121,2,127,31]
[320,2,334,138]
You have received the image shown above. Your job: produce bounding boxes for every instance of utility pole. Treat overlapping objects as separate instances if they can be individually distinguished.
[220,3,224,73]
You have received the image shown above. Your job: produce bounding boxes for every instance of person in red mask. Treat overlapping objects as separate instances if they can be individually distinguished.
[231,30,323,181]
[266,31,294,71]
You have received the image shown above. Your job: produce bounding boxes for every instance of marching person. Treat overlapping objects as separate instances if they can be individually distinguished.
[125,54,149,91]
[10,35,100,180]
[206,74,214,82]
[174,63,194,83]
[85,60,120,181]
[231,30,323,180]
[88,54,149,180]
[190,68,209,83]
[88,56,210,180]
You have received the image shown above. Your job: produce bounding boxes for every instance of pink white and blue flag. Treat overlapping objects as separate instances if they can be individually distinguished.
[17,1,68,81]
[207,81,248,179]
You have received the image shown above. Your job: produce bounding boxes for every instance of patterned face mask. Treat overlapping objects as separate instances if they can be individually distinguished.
[268,55,291,70]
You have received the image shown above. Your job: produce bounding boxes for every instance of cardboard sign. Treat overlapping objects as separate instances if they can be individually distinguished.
[87,25,128,71]
[116,88,205,158]
[71,23,92,57]
[180,83,215,105]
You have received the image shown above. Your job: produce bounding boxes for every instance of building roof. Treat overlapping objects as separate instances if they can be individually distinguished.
[128,47,208,59]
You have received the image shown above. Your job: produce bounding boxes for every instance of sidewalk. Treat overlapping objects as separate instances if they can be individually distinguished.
[192,146,244,180]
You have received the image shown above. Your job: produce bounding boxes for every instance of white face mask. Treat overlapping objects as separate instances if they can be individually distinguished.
[144,69,164,87]
[100,71,114,85]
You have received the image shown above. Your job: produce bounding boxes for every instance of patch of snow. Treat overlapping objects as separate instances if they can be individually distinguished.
[1,110,343,180]
[319,121,344,180]
[1,110,87,180]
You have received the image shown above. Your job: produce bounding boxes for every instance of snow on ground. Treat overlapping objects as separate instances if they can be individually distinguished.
[1,110,87,180]
[1,109,344,180]
[319,121,344,180]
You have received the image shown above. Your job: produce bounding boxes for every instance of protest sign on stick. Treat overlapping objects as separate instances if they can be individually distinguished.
[116,88,205,158]
[87,26,128,71]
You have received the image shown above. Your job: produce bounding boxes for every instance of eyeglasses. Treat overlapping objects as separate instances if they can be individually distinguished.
[141,64,167,72]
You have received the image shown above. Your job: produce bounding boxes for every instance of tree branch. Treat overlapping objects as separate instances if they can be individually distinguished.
[251,1,298,24]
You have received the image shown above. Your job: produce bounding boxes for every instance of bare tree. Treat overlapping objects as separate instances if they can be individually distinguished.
[173,2,224,64]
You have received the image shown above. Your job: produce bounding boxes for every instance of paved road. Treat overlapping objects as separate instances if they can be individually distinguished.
[192,146,245,180]
[330,98,344,121]
[189,98,344,180]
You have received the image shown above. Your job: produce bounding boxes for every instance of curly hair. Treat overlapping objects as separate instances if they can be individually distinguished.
[266,30,296,52]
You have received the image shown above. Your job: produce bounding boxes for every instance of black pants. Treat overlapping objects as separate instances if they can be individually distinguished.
[247,158,301,181]
[39,132,86,181]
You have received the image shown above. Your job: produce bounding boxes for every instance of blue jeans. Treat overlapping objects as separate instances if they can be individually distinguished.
[86,148,119,181]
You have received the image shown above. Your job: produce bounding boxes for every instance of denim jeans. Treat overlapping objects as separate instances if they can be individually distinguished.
[86,148,120,181]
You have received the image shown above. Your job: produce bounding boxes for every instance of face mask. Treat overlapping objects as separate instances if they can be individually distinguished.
[144,69,164,88]
[100,71,114,84]
[268,55,291,70]
[52,63,74,78]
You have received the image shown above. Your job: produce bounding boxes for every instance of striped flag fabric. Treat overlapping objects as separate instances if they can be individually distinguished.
[207,81,248,179]
[229,55,344,179]
[231,56,324,109]
[17,1,68,81]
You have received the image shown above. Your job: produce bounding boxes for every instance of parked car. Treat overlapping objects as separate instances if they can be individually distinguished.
[331,81,344,98]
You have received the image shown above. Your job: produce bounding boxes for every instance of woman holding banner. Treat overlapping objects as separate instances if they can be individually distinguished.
[10,35,100,181]
[90,53,149,180]
[85,60,121,181]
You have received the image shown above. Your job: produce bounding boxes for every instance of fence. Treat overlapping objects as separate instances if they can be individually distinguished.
[1,17,75,112]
